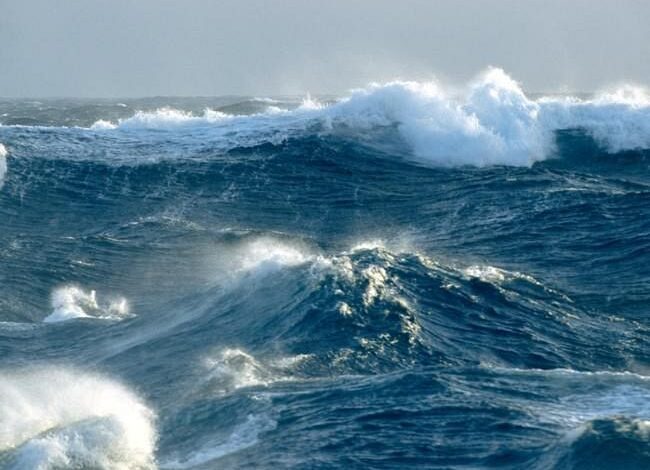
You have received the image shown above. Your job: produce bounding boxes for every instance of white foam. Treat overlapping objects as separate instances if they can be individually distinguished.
[361,265,389,307]
[89,119,116,130]
[0,367,156,469]
[464,265,507,283]
[44,286,130,323]
[220,237,321,280]
[338,70,650,164]
[350,240,388,252]
[539,91,650,153]
[116,108,229,130]
[0,143,7,189]
[324,69,547,166]
[237,239,311,272]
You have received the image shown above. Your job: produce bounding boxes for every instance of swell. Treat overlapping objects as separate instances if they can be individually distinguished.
[1,139,648,327]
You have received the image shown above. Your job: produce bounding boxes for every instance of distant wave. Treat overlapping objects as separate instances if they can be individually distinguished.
[59,68,646,166]
[1,69,648,167]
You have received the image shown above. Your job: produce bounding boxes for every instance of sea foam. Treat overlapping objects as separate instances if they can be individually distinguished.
[0,143,7,189]
[0,367,156,469]
[44,286,129,323]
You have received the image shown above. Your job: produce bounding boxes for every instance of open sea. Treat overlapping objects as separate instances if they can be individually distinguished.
[1,69,649,469]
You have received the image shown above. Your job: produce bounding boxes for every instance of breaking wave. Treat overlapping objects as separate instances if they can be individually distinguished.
[63,68,650,167]
[0,69,648,167]
[44,286,130,323]
[161,414,276,469]
[0,368,156,469]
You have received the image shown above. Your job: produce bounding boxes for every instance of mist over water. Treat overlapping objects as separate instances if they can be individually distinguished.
[1,68,650,468]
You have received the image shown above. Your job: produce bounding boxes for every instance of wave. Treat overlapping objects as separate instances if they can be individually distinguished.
[546,416,650,469]
[90,108,230,131]
[0,367,156,469]
[60,68,645,167]
[199,348,310,395]
[193,235,602,373]
[227,237,318,276]
[2,69,648,167]
[44,286,130,323]
[540,411,650,469]
[442,366,650,469]
[161,414,276,469]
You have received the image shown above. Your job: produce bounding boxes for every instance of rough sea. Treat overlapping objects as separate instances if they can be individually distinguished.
[1,68,649,469]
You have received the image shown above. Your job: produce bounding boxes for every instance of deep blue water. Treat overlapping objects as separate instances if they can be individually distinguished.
[0,83,649,469]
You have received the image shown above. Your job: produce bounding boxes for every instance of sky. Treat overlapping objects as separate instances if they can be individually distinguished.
[1,0,649,97]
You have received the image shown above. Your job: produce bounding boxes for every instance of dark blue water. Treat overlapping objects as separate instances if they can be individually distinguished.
[1,79,650,469]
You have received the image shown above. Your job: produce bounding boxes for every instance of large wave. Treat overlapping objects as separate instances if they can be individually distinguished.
[54,68,650,167]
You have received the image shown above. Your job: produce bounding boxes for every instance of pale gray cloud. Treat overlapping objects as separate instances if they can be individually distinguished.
[1,0,649,97]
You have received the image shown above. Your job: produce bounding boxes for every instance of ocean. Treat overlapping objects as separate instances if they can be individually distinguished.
[0,68,649,469]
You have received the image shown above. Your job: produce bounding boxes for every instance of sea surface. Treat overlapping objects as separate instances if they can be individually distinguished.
[1,69,649,469]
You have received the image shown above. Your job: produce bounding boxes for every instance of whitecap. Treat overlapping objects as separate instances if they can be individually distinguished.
[214,236,324,282]
[235,238,313,273]
[44,285,130,323]
[89,119,117,130]
[0,367,156,469]
[116,108,229,130]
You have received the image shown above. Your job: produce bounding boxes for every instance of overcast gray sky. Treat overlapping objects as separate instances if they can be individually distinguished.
[1,0,649,97]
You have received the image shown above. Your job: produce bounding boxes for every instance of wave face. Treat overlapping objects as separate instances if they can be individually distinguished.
[1,69,650,468]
